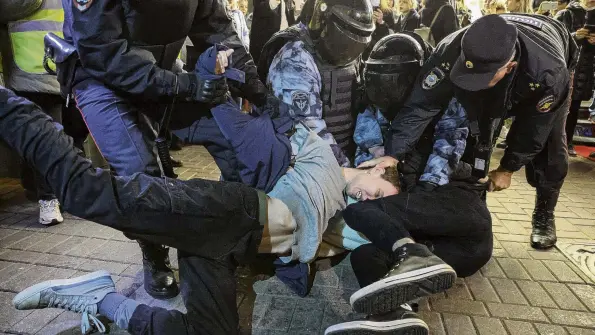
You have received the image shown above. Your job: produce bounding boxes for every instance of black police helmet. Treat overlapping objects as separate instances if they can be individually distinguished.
[309,0,375,66]
[364,33,424,113]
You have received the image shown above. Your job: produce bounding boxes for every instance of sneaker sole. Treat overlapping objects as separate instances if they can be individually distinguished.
[350,264,456,315]
[38,218,63,225]
[325,318,429,335]
[13,270,111,310]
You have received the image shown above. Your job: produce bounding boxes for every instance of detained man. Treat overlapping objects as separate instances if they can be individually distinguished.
[1,80,401,334]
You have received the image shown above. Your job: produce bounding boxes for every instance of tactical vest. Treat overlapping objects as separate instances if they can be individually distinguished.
[259,24,359,157]
[3,0,63,94]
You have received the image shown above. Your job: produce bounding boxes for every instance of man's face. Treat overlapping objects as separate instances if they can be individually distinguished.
[487,61,517,88]
[399,0,411,12]
[346,166,400,201]
[239,0,248,13]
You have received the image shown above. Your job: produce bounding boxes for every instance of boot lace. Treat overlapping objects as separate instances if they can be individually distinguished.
[47,294,106,333]
[533,211,551,230]
[384,246,409,278]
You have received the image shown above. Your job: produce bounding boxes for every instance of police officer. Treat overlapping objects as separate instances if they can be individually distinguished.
[0,0,67,225]
[258,0,376,166]
[386,14,578,250]
[61,0,267,300]
[325,33,494,335]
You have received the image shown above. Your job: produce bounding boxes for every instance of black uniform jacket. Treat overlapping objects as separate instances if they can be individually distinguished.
[386,14,578,173]
[63,0,262,102]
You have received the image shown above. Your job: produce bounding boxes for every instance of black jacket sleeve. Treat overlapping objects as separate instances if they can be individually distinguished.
[0,0,43,23]
[386,53,454,160]
[431,5,459,45]
[70,0,193,99]
[500,70,571,172]
[188,0,266,105]
[554,9,573,32]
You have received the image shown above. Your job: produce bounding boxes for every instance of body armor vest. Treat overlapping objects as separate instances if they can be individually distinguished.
[259,24,359,157]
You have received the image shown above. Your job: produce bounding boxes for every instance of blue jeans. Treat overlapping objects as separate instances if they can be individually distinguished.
[73,79,161,177]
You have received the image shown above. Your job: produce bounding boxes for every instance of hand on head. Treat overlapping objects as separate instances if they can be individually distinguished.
[347,157,401,201]
[357,156,398,169]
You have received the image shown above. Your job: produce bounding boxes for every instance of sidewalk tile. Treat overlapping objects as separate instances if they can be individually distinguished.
[543,309,595,328]
[497,258,531,280]
[486,303,548,322]
[541,282,587,311]
[534,323,569,335]
[504,320,538,335]
[566,284,595,312]
[542,261,585,283]
[519,259,557,281]
[442,313,476,335]
[465,273,500,303]
[473,316,507,335]
[431,299,488,316]
[515,280,557,308]
[490,278,528,305]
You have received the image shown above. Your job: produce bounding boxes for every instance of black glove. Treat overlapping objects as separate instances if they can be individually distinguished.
[241,77,268,107]
[187,73,228,105]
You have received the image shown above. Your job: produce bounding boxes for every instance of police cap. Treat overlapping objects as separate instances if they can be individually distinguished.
[450,14,518,91]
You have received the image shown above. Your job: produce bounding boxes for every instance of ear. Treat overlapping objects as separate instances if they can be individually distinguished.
[370,166,386,176]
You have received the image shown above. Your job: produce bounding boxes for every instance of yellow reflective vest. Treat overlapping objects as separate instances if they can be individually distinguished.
[2,0,63,94]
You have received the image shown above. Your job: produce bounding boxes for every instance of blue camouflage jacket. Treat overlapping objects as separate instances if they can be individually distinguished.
[355,98,468,185]
[267,38,350,167]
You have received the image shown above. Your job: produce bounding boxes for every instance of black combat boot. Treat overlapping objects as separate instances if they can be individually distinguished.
[138,240,179,299]
[531,189,559,249]
[350,243,456,315]
[324,304,429,335]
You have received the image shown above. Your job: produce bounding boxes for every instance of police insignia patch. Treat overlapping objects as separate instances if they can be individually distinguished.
[291,91,310,115]
[537,95,555,113]
[73,0,93,12]
[422,67,445,90]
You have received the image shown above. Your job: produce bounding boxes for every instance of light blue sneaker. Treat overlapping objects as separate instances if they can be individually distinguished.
[13,270,115,333]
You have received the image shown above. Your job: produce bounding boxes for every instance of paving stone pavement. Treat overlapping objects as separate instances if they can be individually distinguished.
[0,145,594,335]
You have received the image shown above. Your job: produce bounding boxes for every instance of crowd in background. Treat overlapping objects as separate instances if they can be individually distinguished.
[235,0,594,156]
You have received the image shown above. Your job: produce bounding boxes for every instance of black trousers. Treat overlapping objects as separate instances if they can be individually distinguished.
[565,99,582,146]
[344,184,493,287]
[1,89,265,334]
[511,98,570,193]
[17,92,63,201]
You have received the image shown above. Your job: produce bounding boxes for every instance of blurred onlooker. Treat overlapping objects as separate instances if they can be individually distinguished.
[456,0,474,27]
[250,0,295,64]
[418,0,459,45]
[556,0,595,156]
[508,0,533,12]
[396,0,422,31]
[228,0,250,48]
[486,0,509,12]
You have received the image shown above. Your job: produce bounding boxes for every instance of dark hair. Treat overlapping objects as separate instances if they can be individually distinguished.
[380,165,401,190]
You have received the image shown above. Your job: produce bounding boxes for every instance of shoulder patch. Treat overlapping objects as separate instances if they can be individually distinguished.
[537,95,555,113]
[73,0,93,12]
[291,91,310,115]
[422,67,446,90]
[501,15,543,29]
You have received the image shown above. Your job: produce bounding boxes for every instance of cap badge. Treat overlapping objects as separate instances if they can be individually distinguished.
[537,95,555,113]
[465,61,474,69]
[73,0,94,12]
[422,67,445,90]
